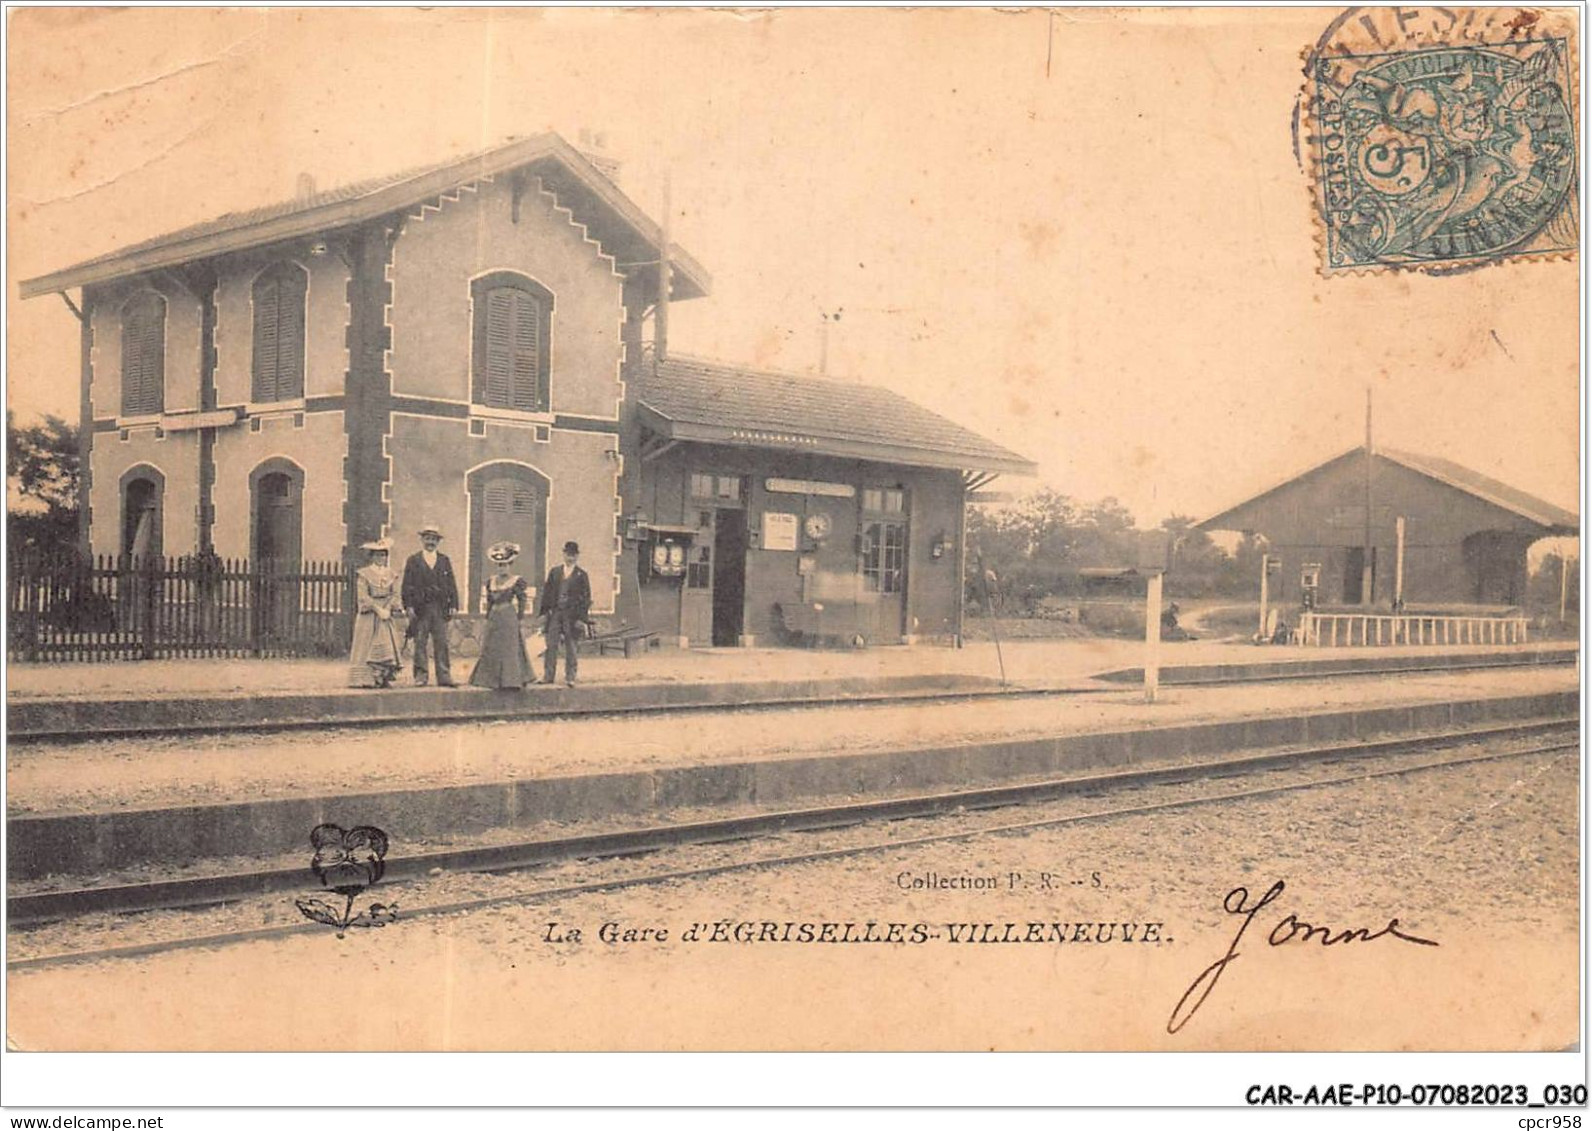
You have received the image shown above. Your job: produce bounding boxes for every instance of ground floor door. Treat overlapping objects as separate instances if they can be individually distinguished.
[860,519,907,641]
[711,508,747,646]
[255,471,303,640]
[1342,545,1374,605]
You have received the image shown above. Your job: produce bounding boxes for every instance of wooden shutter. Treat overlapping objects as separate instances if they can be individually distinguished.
[510,291,540,410]
[121,294,165,416]
[253,264,306,402]
[483,290,516,407]
[474,275,551,412]
[253,277,280,401]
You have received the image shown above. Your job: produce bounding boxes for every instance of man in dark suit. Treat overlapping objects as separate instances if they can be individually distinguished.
[537,539,591,686]
[401,522,459,687]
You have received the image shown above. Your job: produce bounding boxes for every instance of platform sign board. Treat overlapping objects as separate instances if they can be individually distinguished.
[762,511,799,551]
[1136,530,1172,574]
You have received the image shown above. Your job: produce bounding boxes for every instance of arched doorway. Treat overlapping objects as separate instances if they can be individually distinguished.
[466,463,550,611]
[120,470,164,561]
[250,459,305,641]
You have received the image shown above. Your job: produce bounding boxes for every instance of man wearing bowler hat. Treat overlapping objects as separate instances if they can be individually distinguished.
[538,539,591,686]
[401,522,459,687]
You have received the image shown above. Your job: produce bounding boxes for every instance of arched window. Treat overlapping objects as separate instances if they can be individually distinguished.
[120,292,166,416]
[471,272,553,413]
[252,262,308,402]
[120,466,164,560]
[467,463,550,603]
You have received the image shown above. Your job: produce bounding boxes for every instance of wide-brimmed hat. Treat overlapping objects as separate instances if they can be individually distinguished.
[487,541,520,564]
[360,538,392,553]
[417,522,443,538]
[562,540,581,555]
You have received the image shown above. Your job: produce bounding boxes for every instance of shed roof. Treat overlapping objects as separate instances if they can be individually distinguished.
[638,355,1037,476]
[1197,445,1578,535]
[19,132,709,302]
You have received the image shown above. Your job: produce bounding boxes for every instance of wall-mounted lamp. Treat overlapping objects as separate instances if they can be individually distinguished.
[624,512,649,542]
[931,532,951,560]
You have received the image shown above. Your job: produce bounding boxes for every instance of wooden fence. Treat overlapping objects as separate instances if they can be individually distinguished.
[7,552,354,662]
[1296,611,1529,648]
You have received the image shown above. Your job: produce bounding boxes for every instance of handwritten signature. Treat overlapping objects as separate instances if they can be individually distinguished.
[1168,880,1439,1034]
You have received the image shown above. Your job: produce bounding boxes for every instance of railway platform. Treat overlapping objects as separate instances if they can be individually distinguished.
[7,661,1578,884]
[6,638,1577,741]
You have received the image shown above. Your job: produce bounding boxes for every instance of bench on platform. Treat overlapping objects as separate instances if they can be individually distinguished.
[774,601,865,647]
[576,620,657,658]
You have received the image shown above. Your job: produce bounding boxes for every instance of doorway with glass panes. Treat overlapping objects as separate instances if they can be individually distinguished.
[682,471,748,647]
[858,485,908,641]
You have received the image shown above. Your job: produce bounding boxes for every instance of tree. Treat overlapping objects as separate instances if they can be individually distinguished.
[7,411,80,556]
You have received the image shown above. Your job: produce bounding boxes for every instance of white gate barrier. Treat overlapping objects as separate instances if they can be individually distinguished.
[1295,612,1529,648]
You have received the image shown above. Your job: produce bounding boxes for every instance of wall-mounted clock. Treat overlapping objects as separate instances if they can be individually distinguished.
[804,512,832,541]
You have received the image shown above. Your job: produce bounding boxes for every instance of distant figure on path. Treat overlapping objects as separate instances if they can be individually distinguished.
[469,542,535,690]
[401,522,458,687]
[538,540,591,687]
[348,539,403,689]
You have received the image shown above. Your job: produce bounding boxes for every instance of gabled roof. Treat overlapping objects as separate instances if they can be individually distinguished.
[1198,444,1578,535]
[19,132,709,301]
[638,355,1037,477]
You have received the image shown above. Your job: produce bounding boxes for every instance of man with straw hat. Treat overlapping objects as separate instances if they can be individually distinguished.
[400,521,459,687]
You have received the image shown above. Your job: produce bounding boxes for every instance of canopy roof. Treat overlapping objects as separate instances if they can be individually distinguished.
[638,355,1037,477]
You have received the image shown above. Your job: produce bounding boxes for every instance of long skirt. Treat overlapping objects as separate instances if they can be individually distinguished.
[469,603,534,689]
[348,611,403,687]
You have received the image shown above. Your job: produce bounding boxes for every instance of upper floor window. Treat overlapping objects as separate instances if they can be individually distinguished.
[120,292,166,416]
[472,272,553,413]
[252,262,308,402]
[691,473,741,502]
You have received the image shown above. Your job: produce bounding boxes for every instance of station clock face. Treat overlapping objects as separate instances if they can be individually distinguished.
[804,512,832,541]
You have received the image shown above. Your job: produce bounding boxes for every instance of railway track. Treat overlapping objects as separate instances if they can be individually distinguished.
[7,716,1576,970]
[7,650,1574,744]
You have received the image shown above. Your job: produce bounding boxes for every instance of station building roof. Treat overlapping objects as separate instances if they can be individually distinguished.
[19,132,709,303]
[637,355,1037,477]
[1198,445,1578,536]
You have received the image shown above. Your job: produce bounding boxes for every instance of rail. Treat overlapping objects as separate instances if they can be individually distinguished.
[1296,611,1529,647]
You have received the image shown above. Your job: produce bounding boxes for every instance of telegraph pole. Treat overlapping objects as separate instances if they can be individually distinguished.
[656,171,671,363]
[1363,387,1374,606]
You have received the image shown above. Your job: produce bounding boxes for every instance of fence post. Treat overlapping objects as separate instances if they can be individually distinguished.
[139,555,157,660]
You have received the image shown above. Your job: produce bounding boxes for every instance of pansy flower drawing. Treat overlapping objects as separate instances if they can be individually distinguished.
[295,823,399,937]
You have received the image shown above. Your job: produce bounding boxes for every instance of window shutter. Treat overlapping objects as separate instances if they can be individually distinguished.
[484,290,516,407]
[254,277,281,401]
[253,264,306,402]
[511,291,540,411]
[278,272,305,398]
[122,294,165,416]
[474,275,551,412]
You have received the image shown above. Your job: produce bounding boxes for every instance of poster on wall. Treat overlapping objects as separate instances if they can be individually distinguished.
[762,511,798,551]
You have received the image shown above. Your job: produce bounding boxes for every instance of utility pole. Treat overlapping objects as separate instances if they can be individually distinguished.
[1394,515,1406,610]
[655,171,671,364]
[1363,387,1374,606]
[1560,550,1571,624]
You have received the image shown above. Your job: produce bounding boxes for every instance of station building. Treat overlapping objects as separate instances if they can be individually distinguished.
[20,132,1034,647]
[1197,445,1578,609]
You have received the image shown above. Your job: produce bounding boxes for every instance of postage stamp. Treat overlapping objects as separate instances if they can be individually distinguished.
[1309,36,1578,273]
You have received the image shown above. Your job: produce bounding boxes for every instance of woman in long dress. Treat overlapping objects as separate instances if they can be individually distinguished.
[347,540,403,688]
[469,541,535,690]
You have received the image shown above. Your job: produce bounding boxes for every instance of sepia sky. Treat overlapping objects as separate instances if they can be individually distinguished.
[6,6,1581,528]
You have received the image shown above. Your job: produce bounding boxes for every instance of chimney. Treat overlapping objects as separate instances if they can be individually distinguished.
[295,172,317,199]
[574,129,622,183]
